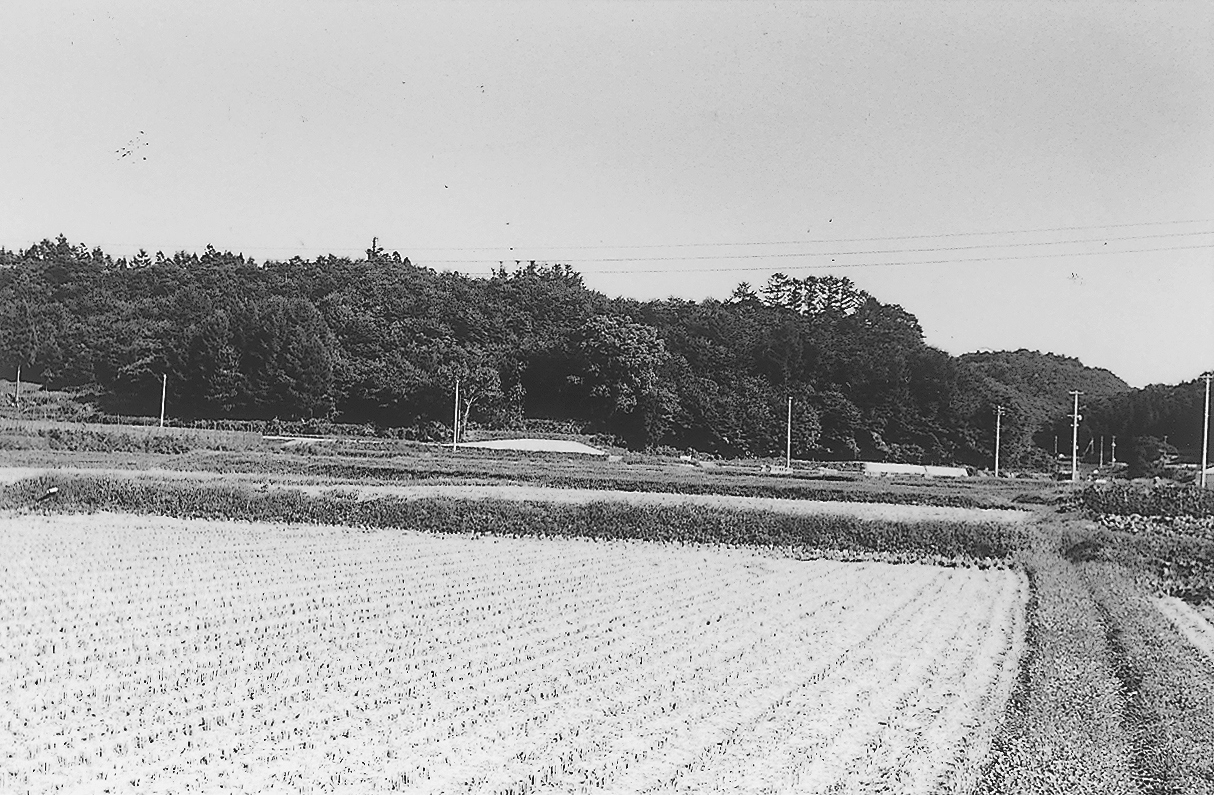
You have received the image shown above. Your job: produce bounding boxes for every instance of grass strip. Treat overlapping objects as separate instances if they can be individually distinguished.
[0,474,1023,563]
[980,543,1139,794]
[1080,561,1214,794]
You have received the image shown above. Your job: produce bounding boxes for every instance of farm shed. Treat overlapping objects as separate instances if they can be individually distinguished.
[862,462,969,478]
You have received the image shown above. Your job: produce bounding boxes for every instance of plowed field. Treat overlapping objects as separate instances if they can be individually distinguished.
[2,513,1026,794]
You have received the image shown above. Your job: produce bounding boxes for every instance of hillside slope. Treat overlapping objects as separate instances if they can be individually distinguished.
[958,350,1131,468]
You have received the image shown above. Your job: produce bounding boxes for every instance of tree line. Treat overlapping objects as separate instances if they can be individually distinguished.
[1046,378,1213,477]
[3,236,1176,467]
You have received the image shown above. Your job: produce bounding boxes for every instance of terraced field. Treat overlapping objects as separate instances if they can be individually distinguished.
[2,513,1026,794]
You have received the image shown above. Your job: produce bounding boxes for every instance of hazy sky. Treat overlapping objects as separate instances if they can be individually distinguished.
[2,1,1211,387]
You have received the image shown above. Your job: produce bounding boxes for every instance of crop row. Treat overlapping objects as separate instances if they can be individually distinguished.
[0,475,1025,564]
[1080,483,1214,519]
[1096,513,1214,543]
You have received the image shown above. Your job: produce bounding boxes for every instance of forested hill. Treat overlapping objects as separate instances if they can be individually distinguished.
[960,350,1130,406]
[0,236,1147,465]
[959,350,1132,467]
[1079,380,1212,462]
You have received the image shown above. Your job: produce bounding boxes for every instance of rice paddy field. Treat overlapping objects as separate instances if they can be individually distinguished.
[2,512,1025,794]
[3,446,1214,793]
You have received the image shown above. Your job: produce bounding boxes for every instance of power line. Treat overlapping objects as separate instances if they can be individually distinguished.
[7,217,1211,256]
[408,242,1214,275]
[401,217,1214,251]
[414,229,1214,264]
[589,243,1214,274]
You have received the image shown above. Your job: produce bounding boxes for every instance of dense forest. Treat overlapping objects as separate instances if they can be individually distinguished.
[3,236,1196,469]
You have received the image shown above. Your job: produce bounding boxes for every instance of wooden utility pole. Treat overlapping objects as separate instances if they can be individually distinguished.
[14,363,20,416]
[159,374,167,428]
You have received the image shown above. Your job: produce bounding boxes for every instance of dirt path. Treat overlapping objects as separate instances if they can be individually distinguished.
[1154,595,1214,663]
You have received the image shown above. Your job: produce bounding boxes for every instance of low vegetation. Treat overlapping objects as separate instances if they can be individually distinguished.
[0,418,262,453]
[1077,482,1214,605]
[1080,481,1214,519]
[981,546,1138,794]
[0,474,1023,564]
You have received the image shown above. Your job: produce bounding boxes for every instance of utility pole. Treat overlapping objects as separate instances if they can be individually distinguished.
[1099,435,1104,468]
[994,405,1004,478]
[159,374,167,428]
[1111,435,1117,465]
[452,377,460,450]
[1070,391,1083,482]
[785,396,792,470]
[1202,372,1212,488]
[14,363,20,416]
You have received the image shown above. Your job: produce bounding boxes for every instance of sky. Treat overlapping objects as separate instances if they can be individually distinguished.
[1,1,1211,388]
